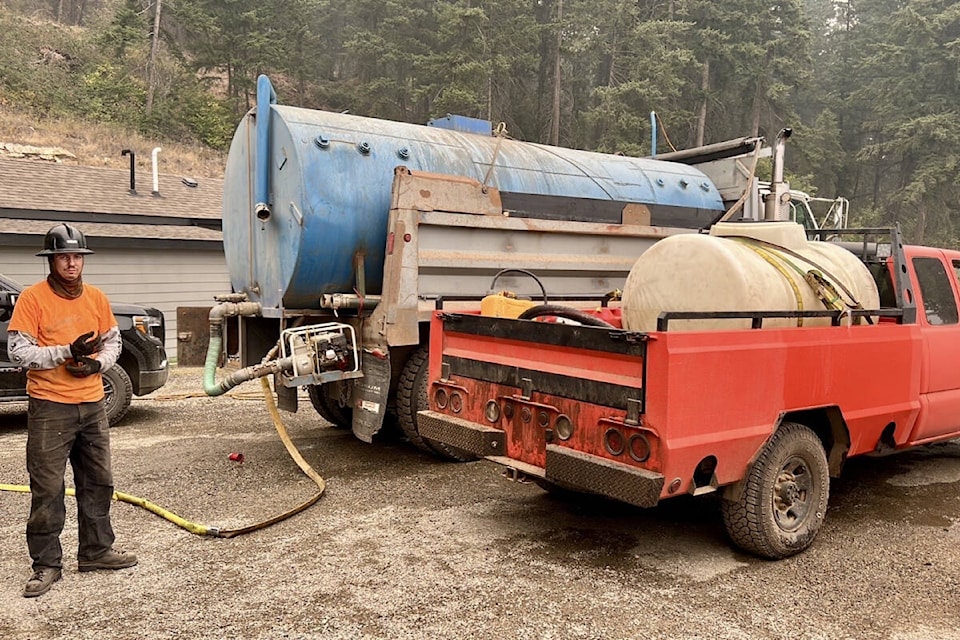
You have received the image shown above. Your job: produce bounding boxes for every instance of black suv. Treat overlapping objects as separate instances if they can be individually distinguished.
[0,273,168,425]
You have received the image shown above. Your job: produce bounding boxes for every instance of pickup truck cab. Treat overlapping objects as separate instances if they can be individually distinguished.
[0,273,168,426]
[418,226,960,558]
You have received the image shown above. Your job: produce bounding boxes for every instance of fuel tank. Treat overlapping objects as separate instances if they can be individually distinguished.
[222,77,725,310]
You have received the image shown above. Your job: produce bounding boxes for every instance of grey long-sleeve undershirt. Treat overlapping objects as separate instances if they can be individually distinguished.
[8,326,121,372]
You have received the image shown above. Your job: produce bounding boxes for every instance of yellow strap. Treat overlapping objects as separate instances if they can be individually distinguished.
[804,270,845,311]
[482,122,509,189]
[726,234,863,310]
[733,240,805,326]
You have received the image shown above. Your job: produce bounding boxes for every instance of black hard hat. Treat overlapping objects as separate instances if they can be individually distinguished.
[36,223,94,256]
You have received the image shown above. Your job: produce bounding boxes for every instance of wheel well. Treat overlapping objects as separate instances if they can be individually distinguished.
[117,349,140,395]
[780,407,850,477]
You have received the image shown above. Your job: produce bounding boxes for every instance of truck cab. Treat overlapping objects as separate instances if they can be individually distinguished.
[901,245,960,443]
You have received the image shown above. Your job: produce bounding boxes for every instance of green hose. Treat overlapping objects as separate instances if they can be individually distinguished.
[203,327,226,396]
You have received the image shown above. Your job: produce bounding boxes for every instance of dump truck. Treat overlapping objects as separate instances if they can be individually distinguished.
[417,221,960,557]
[204,74,815,458]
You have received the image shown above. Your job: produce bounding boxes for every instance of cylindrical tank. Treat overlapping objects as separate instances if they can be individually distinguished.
[622,222,880,332]
[222,81,725,310]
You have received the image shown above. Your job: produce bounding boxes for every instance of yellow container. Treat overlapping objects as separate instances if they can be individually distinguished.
[480,293,538,318]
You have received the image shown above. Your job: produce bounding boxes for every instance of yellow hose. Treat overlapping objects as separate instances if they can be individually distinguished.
[214,377,326,538]
[0,376,326,538]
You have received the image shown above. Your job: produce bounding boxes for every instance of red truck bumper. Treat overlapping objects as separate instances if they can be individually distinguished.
[419,410,665,507]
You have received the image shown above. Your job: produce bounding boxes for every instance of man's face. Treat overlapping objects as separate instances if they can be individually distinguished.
[52,253,84,281]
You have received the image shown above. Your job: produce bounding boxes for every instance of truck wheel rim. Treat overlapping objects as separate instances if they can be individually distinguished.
[772,455,812,532]
[102,377,115,407]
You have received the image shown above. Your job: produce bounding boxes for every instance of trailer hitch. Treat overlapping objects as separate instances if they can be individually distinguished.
[502,467,531,484]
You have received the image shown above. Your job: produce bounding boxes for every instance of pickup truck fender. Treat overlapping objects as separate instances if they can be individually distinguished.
[721,406,850,502]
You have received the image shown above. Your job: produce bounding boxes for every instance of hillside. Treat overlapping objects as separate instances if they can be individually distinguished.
[0,4,230,178]
[0,105,227,178]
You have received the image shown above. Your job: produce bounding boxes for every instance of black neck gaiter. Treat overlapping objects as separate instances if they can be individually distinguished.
[47,264,84,300]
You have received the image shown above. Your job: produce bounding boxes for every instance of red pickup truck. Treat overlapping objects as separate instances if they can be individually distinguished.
[418,226,960,558]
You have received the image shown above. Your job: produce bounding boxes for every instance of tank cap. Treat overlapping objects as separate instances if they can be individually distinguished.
[656,178,665,187]
[700,181,711,191]
[314,135,330,149]
[679,178,689,189]
[357,141,371,155]
[397,146,410,160]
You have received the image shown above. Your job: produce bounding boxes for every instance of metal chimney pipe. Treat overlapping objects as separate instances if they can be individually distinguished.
[121,149,136,193]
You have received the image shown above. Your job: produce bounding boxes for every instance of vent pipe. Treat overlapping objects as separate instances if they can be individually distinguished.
[151,147,162,195]
[763,128,793,221]
[120,149,136,193]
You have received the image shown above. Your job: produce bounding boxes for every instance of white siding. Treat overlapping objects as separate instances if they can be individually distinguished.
[0,247,231,361]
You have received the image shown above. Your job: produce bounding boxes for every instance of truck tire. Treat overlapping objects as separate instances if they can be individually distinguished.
[102,365,133,427]
[396,347,476,462]
[307,382,353,429]
[721,422,829,559]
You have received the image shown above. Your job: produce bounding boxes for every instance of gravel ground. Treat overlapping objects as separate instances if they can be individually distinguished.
[1,366,959,639]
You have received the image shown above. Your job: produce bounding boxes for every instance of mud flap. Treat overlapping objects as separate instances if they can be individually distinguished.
[351,351,390,443]
[273,373,298,413]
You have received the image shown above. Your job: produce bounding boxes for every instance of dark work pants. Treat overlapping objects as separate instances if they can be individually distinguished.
[25,397,116,570]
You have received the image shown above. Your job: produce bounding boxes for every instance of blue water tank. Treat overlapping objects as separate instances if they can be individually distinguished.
[427,114,494,136]
[221,80,724,310]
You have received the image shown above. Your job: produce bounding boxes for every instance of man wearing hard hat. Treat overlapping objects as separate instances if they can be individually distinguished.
[7,223,137,598]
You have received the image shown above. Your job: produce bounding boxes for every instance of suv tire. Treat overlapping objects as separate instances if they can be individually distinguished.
[102,365,133,427]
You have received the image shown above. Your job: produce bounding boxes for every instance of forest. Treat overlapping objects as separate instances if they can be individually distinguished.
[1,0,958,245]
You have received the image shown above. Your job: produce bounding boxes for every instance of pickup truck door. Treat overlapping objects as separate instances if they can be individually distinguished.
[909,250,960,442]
[0,279,28,398]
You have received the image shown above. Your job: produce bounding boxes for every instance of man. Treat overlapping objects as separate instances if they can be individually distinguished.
[7,223,137,598]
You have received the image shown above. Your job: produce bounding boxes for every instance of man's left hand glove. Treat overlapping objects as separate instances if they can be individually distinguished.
[65,356,102,378]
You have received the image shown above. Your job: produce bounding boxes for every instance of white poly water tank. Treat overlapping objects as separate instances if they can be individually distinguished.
[622,222,880,332]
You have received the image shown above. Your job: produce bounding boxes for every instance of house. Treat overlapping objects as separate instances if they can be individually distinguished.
[0,155,230,364]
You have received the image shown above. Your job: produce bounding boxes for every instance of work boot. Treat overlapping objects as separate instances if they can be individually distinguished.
[23,567,62,598]
[78,549,138,572]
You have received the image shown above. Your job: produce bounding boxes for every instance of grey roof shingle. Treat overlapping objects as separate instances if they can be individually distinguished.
[1,218,223,242]
[0,157,223,221]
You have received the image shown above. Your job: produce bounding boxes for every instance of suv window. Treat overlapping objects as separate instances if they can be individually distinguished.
[913,257,959,325]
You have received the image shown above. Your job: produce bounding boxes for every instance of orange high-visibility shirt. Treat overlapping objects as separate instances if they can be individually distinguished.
[8,280,117,404]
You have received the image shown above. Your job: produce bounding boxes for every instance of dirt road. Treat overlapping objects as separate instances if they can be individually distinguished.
[0,367,959,639]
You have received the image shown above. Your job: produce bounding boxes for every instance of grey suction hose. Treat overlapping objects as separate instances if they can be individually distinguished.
[203,299,297,396]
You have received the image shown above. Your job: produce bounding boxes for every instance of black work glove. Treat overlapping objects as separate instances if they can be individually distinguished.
[70,331,102,360]
[65,356,102,378]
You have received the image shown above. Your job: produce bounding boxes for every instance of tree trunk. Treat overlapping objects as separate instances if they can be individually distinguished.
[696,58,709,147]
[916,202,926,245]
[146,0,163,116]
[607,31,617,87]
[534,0,553,142]
[550,0,563,146]
[750,78,762,138]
